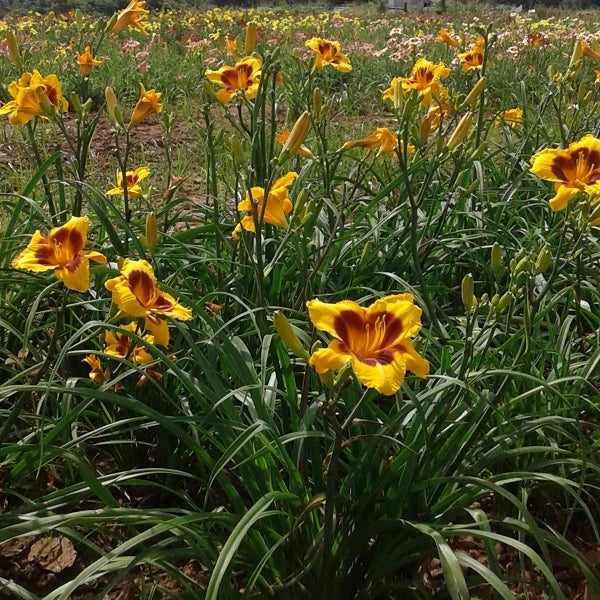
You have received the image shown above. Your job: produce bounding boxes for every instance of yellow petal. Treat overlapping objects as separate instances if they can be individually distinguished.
[309,340,352,374]
[307,298,365,342]
[145,315,169,347]
[350,350,406,396]
[366,294,423,342]
[398,339,429,378]
[55,254,90,292]
[549,184,580,211]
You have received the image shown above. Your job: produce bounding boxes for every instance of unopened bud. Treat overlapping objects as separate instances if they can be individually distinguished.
[105,12,118,33]
[447,112,472,150]
[145,212,158,250]
[419,115,432,145]
[497,291,513,313]
[279,111,311,163]
[5,31,20,64]
[577,82,588,105]
[463,76,487,107]
[274,311,309,360]
[229,137,246,164]
[569,40,583,68]
[203,79,219,103]
[491,242,503,277]
[105,86,124,128]
[534,245,552,274]
[244,21,257,55]
[37,90,57,118]
[313,87,322,119]
[461,273,475,311]
[393,79,404,110]
[70,93,83,115]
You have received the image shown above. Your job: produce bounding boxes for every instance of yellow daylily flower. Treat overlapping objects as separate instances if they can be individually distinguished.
[495,108,523,128]
[530,134,600,211]
[458,36,485,72]
[205,56,262,104]
[595,70,600,85]
[111,0,149,34]
[106,166,150,198]
[130,83,162,126]
[77,45,102,76]
[105,258,192,347]
[12,216,106,292]
[307,294,429,396]
[579,39,600,60]
[305,38,352,73]
[104,322,155,365]
[233,171,297,239]
[341,127,414,159]
[383,59,450,106]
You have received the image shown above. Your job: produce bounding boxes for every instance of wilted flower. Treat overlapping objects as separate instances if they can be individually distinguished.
[530,134,600,211]
[233,172,297,239]
[105,258,192,347]
[307,294,429,396]
[341,127,414,158]
[205,56,262,104]
[77,45,102,76]
[129,83,162,126]
[82,355,107,384]
[12,216,106,292]
[111,0,149,34]
[495,108,523,128]
[106,166,150,198]
[305,38,352,72]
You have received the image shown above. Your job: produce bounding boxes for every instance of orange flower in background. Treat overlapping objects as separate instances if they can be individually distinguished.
[458,36,485,72]
[83,355,107,384]
[495,108,523,128]
[233,172,297,239]
[225,34,239,60]
[205,56,262,104]
[77,45,103,76]
[595,70,600,85]
[307,294,429,396]
[12,216,106,292]
[341,127,414,159]
[111,0,149,34]
[305,38,352,73]
[530,134,600,211]
[130,83,162,126]
[106,166,150,198]
[105,258,192,347]
[436,28,460,48]
[579,39,600,59]
[0,70,68,125]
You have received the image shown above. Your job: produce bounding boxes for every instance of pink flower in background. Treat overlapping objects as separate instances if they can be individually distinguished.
[137,60,150,72]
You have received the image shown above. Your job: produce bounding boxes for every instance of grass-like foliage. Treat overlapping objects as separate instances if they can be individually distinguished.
[0,3,599,599]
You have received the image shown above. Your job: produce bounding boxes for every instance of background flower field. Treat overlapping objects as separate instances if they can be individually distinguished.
[0,2,599,599]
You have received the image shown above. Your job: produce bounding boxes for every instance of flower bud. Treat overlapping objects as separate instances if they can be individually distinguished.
[105,12,118,33]
[393,79,404,110]
[37,90,57,118]
[244,21,257,56]
[202,79,219,103]
[313,87,322,119]
[229,136,246,164]
[145,211,158,250]
[569,40,583,68]
[463,76,487,107]
[279,111,311,164]
[577,82,588,105]
[497,291,513,314]
[461,273,475,311]
[419,115,432,145]
[70,93,83,115]
[274,311,309,360]
[5,31,20,65]
[491,242,503,277]
[534,245,552,274]
[105,86,124,128]
[447,112,472,150]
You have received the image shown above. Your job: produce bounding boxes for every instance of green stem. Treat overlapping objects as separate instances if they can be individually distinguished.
[26,121,57,223]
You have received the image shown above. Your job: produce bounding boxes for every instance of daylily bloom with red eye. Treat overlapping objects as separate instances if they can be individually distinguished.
[340,127,414,159]
[436,28,461,49]
[83,355,107,384]
[458,36,485,72]
[77,45,103,76]
[276,128,314,159]
[530,134,600,211]
[305,38,352,73]
[307,294,429,396]
[382,59,449,106]
[495,108,523,128]
[205,56,262,104]
[106,166,150,198]
[232,172,297,239]
[129,83,162,126]
[105,259,192,347]
[111,0,149,34]
[12,216,106,292]
[104,322,155,365]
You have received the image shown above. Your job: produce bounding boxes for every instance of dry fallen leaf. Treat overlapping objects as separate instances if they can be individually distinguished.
[0,536,35,557]
[27,536,76,573]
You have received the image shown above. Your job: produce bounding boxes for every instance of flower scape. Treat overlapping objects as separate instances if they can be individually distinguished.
[1,3,600,599]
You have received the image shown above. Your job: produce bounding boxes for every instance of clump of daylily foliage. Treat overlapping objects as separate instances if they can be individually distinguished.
[0,2,599,599]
